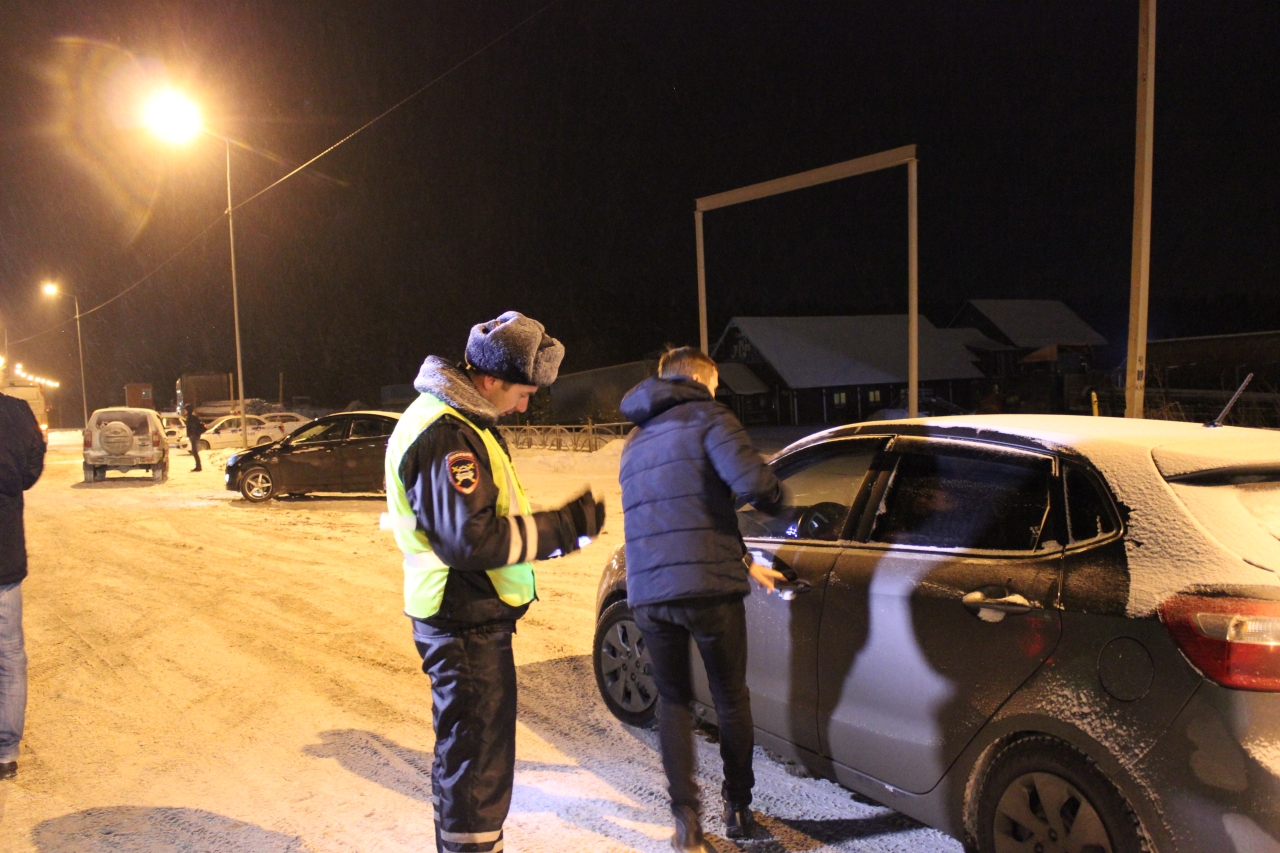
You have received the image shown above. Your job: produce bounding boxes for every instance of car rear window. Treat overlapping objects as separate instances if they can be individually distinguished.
[93,410,152,434]
[1168,475,1280,572]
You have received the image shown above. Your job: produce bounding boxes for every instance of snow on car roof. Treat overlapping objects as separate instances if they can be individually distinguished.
[832,414,1280,616]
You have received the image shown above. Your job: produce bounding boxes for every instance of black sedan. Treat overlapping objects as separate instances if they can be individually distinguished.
[595,415,1280,853]
[225,410,400,502]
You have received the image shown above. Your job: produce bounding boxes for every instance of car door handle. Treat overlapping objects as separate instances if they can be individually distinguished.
[748,549,811,600]
[963,588,1033,616]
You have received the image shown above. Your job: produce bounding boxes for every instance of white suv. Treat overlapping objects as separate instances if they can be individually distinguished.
[83,408,169,482]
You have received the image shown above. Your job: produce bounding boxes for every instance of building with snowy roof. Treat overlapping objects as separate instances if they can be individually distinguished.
[948,299,1107,376]
[711,315,998,425]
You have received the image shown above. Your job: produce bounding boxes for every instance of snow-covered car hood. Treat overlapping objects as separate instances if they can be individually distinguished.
[847,416,1280,617]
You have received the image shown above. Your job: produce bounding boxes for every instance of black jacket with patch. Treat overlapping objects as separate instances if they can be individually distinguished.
[398,357,584,631]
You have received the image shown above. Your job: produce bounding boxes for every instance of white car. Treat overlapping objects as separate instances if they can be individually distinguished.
[180,414,285,450]
[83,407,168,482]
[260,412,311,436]
[158,412,187,447]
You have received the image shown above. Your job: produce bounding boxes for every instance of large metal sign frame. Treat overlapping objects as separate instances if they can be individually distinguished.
[694,144,921,416]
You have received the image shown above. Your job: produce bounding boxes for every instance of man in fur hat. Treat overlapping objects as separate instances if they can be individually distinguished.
[383,311,604,853]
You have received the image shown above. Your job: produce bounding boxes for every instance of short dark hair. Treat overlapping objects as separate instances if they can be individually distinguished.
[658,346,717,380]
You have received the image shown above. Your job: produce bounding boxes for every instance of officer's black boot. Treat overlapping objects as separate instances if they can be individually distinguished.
[722,799,756,840]
[670,805,712,853]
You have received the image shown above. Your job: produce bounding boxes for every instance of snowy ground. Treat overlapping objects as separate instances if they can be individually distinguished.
[1,432,960,853]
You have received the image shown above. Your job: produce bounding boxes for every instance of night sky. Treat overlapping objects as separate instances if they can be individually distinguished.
[1,1,1277,421]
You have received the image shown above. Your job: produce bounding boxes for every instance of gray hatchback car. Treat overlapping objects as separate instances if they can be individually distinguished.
[593,415,1280,853]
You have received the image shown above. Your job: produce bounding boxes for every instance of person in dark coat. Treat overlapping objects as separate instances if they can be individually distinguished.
[184,405,206,472]
[0,393,47,779]
[618,346,785,852]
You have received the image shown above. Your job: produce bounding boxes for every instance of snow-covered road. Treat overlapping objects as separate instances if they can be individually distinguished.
[1,437,960,853]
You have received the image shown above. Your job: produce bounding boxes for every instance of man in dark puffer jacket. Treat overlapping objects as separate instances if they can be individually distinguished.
[0,393,46,780]
[619,346,785,852]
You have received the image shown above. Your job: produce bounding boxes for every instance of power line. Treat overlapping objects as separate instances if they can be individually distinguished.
[11,0,563,348]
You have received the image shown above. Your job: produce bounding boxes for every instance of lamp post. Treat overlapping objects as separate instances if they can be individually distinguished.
[42,282,88,427]
[143,90,248,447]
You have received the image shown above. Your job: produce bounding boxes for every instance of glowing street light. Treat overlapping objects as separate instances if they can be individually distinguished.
[144,88,249,447]
[41,281,87,427]
[141,89,202,145]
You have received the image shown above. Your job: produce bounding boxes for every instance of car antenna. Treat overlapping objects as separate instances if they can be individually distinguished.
[1205,372,1254,428]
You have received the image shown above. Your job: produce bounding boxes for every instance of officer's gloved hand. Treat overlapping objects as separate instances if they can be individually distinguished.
[561,489,605,551]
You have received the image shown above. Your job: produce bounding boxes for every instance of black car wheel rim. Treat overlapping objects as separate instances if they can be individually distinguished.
[598,618,656,714]
[994,771,1112,853]
[244,470,273,500]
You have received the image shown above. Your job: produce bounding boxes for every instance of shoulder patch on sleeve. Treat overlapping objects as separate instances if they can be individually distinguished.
[446,450,480,494]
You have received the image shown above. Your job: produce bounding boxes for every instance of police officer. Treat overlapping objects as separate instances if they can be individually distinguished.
[383,311,604,853]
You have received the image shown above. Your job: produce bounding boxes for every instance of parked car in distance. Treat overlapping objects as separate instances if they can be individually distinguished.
[179,414,285,450]
[260,412,311,436]
[83,407,168,482]
[594,414,1280,853]
[224,411,400,502]
[158,412,187,447]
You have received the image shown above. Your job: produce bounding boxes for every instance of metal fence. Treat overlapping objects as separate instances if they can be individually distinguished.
[497,422,633,452]
[1096,388,1280,428]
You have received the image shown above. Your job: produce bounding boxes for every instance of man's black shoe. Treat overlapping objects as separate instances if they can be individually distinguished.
[0,761,16,780]
[670,805,712,852]
[722,800,756,840]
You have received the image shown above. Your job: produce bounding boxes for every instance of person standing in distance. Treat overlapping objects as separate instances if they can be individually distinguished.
[383,311,605,853]
[183,405,206,472]
[0,391,47,779]
[619,347,786,852]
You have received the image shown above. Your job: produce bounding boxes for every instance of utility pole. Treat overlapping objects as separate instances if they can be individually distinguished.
[1125,0,1157,418]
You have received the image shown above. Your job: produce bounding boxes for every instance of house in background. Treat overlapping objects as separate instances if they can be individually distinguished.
[948,299,1107,376]
[549,360,657,423]
[711,315,996,425]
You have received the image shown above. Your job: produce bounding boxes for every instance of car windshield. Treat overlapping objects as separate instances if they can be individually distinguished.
[1168,475,1280,572]
[93,410,152,435]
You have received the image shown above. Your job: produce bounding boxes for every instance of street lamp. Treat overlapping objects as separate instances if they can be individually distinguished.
[142,88,249,447]
[42,281,88,427]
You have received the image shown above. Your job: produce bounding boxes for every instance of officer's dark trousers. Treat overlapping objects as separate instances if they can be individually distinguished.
[633,595,755,813]
[413,620,516,853]
[189,443,201,471]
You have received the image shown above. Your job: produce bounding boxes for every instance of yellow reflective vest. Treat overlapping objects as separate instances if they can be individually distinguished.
[382,393,536,620]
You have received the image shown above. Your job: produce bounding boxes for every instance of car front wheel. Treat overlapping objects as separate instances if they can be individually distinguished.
[198,440,211,451]
[593,600,658,728]
[977,736,1146,853]
[240,467,276,502]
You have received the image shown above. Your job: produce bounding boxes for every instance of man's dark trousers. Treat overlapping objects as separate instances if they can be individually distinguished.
[633,595,754,811]
[413,620,516,853]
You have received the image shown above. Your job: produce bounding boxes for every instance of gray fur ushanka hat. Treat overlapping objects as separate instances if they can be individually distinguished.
[465,311,565,387]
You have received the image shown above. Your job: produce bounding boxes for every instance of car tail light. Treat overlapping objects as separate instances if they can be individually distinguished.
[152,430,161,446]
[1161,595,1280,691]
[83,428,91,450]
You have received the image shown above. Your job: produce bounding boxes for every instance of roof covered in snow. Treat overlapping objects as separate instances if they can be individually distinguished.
[715,362,769,395]
[714,315,986,389]
[964,300,1107,348]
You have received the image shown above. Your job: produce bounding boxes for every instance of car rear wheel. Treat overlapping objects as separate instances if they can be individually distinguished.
[82,463,95,483]
[977,736,1146,853]
[256,436,273,446]
[240,467,275,502]
[151,461,168,483]
[593,600,658,728]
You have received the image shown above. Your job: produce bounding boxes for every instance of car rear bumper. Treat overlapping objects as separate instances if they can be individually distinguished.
[84,452,165,467]
[1134,681,1280,852]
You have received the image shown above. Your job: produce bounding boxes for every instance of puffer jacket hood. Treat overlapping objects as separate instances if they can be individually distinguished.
[620,376,711,426]
[413,356,499,429]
